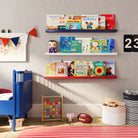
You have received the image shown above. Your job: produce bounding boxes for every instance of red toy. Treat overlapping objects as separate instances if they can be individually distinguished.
[77,113,93,123]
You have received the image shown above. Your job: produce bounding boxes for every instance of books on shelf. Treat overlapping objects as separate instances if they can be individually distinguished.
[46,14,116,30]
[46,60,116,77]
[71,40,82,53]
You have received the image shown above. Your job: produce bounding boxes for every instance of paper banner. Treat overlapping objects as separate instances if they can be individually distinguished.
[1,38,10,47]
[11,37,19,46]
[28,27,37,37]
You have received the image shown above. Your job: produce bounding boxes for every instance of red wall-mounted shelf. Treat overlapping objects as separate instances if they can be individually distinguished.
[45,76,117,79]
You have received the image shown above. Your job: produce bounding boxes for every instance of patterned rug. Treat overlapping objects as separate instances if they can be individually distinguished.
[17,126,138,138]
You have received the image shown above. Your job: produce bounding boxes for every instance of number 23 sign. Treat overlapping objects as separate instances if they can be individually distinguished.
[124,35,138,52]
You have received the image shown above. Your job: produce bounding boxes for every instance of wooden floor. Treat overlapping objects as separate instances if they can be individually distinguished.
[0,117,131,138]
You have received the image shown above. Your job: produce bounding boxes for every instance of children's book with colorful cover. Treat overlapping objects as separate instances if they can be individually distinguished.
[55,62,68,76]
[47,15,65,30]
[105,60,115,76]
[98,16,105,30]
[90,39,107,53]
[60,36,75,53]
[58,16,66,30]
[65,61,75,76]
[66,15,81,20]
[76,38,92,53]
[81,15,99,30]
[74,61,88,76]
[93,61,106,77]
[66,19,81,30]
[106,39,114,52]
[101,14,115,30]
[101,45,110,53]
[71,40,82,53]
[87,61,94,76]
[46,59,62,76]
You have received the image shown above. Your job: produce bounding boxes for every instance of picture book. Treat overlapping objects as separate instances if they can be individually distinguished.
[98,16,105,30]
[55,62,68,76]
[107,39,114,52]
[71,40,82,53]
[101,45,110,53]
[101,14,115,30]
[47,15,65,30]
[90,39,107,53]
[105,60,115,76]
[65,61,75,76]
[74,61,88,76]
[87,61,94,76]
[60,36,75,53]
[81,15,99,30]
[76,38,92,53]
[93,61,106,77]
[66,15,81,20]
[66,19,81,30]
[58,16,66,30]
[46,59,62,76]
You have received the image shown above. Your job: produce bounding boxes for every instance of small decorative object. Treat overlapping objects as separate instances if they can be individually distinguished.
[8,29,11,33]
[66,113,74,123]
[42,95,63,123]
[1,29,5,33]
[77,113,93,123]
[48,40,57,53]
[28,27,38,37]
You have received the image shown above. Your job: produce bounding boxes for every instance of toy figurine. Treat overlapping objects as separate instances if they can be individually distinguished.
[48,40,57,53]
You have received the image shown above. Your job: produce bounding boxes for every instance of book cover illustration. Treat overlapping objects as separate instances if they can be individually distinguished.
[58,16,66,30]
[81,15,99,30]
[74,61,88,76]
[101,45,110,53]
[55,62,68,76]
[60,36,75,53]
[66,15,81,20]
[90,39,107,53]
[87,61,94,76]
[101,14,115,30]
[76,38,92,53]
[66,19,81,30]
[105,60,115,76]
[65,61,75,76]
[46,59,62,76]
[47,15,64,30]
[71,40,82,53]
[107,39,114,52]
[98,16,105,30]
[93,61,106,77]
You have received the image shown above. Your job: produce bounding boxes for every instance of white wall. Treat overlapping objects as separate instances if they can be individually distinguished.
[0,0,138,117]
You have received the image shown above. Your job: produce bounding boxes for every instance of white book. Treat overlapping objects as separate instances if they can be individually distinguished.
[98,16,105,30]
[76,38,92,53]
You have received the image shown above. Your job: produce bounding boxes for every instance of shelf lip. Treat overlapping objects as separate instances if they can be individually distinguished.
[45,29,117,33]
[45,52,117,56]
[45,76,117,79]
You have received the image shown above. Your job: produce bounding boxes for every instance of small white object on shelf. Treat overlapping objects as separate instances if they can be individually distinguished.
[45,52,117,56]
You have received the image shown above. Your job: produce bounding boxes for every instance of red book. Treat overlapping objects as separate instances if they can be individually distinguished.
[101,14,115,30]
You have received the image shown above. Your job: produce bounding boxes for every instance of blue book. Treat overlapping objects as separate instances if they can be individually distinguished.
[60,36,75,53]
[101,45,110,53]
[107,39,114,52]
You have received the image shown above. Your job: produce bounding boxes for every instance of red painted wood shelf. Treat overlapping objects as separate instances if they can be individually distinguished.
[45,76,117,79]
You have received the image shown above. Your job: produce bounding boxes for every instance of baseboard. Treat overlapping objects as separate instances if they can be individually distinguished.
[28,104,102,117]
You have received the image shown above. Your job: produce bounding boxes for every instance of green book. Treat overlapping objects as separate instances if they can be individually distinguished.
[71,40,82,53]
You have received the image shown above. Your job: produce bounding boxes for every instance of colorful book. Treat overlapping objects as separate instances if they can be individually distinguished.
[66,19,81,30]
[74,61,88,76]
[71,40,82,53]
[90,39,107,53]
[105,61,115,76]
[93,61,106,77]
[47,15,65,30]
[76,38,92,53]
[65,61,75,76]
[46,59,62,76]
[98,16,105,30]
[106,39,114,52]
[101,45,110,53]
[101,14,115,30]
[60,36,75,53]
[55,62,68,76]
[81,15,99,30]
[58,16,66,30]
[66,15,81,20]
[87,61,94,76]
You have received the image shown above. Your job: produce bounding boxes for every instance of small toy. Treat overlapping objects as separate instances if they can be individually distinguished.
[48,40,57,53]
[77,113,93,123]
[66,113,74,123]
